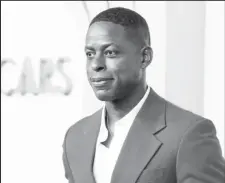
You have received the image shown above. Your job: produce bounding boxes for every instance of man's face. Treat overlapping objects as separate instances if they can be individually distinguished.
[85,21,143,101]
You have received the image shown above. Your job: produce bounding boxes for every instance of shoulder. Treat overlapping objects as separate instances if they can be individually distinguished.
[165,99,212,132]
[63,108,102,143]
[157,97,218,150]
[166,100,204,122]
[161,98,222,158]
[158,100,224,181]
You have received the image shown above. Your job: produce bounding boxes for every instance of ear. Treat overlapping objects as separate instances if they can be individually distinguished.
[141,46,153,69]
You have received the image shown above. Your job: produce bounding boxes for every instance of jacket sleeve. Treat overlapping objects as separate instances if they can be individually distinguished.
[62,134,74,183]
[176,119,225,183]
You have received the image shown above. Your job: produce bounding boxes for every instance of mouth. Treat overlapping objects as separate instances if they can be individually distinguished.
[90,77,113,82]
[90,77,114,88]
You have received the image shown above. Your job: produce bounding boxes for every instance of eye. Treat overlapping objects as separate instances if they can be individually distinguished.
[104,50,117,57]
[86,52,95,58]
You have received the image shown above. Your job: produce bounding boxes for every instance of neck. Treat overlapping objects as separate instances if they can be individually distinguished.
[105,82,148,124]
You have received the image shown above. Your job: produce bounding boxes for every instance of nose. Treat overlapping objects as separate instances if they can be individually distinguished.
[91,55,106,72]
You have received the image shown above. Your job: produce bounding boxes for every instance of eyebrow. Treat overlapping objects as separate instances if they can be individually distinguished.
[84,43,118,51]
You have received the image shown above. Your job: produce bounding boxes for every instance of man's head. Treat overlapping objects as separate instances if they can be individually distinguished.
[85,7,153,101]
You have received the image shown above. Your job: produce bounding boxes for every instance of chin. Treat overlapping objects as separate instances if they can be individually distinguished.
[94,90,115,101]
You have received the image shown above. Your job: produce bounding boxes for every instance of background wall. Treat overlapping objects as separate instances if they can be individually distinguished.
[1,1,224,183]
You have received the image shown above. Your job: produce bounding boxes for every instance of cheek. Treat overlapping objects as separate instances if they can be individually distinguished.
[107,55,139,71]
[109,61,140,84]
[86,66,89,77]
[86,62,92,75]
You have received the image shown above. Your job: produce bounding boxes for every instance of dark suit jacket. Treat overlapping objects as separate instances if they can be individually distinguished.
[62,88,225,183]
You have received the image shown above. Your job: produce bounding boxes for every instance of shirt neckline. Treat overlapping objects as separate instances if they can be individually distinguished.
[98,86,151,144]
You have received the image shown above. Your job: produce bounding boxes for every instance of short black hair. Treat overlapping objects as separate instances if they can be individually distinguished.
[89,7,151,46]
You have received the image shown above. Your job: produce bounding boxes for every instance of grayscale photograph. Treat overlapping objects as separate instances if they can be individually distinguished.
[1,1,225,183]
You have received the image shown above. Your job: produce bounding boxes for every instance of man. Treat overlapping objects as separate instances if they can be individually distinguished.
[62,7,224,183]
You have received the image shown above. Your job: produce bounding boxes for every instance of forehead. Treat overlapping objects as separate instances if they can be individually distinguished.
[85,22,134,48]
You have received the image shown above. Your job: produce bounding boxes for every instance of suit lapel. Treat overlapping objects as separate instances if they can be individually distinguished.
[110,88,167,183]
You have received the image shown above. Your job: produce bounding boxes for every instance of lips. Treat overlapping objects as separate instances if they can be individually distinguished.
[90,77,113,82]
[90,77,114,88]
